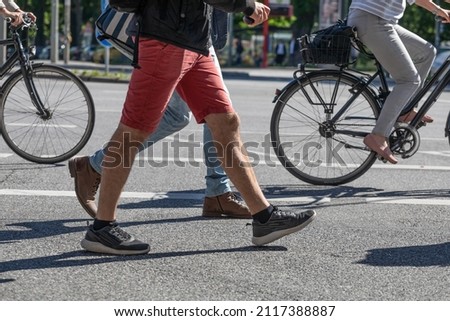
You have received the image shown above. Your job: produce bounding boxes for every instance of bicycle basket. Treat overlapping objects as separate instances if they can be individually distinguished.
[299,22,355,65]
[299,34,353,65]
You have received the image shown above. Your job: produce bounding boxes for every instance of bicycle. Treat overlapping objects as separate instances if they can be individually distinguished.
[270,27,450,186]
[0,15,95,164]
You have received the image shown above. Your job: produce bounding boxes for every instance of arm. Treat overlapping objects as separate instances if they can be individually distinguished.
[205,0,270,26]
[0,0,36,26]
[204,0,255,14]
[414,0,450,23]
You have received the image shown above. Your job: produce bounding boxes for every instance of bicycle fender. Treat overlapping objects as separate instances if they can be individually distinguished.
[272,69,379,105]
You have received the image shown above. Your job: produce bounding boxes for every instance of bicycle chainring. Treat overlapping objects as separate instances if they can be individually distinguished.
[389,123,420,158]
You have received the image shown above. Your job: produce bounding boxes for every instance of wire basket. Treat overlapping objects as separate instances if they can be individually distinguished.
[299,33,352,65]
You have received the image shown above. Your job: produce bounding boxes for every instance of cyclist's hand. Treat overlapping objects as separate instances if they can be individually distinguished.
[437,9,450,23]
[245,1,270,26]
[7,11,23,27]
[22,11,37,23]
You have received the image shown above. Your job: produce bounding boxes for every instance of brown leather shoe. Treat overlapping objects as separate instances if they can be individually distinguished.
[68,156,101,218]
[202,192,252,219]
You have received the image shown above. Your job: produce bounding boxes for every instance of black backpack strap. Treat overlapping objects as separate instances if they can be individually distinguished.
[132,14,141,69]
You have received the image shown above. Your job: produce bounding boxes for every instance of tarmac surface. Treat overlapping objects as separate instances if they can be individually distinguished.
[1,59,449,309]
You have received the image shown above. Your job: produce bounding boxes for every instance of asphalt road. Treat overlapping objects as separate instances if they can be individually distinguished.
[1,67,449,304]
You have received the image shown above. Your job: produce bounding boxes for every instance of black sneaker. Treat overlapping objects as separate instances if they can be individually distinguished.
[252,207,316,246]
[80,224,150,255]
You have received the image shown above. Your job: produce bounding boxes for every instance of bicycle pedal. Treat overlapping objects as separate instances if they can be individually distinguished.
[417,121,426,128]
[376,155,388,163]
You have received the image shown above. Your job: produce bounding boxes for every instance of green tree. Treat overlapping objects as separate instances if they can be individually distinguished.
[292,0,318,37]
[402,3,450,48]
[21,0,101,47]
[402,5,437,44]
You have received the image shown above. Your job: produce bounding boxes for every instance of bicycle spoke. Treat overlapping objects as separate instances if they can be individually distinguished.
[271,71,378,185]
[1,65,94,163]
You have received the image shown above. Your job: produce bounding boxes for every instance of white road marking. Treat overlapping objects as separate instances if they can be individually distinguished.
[0,189,330,204]
[5,123,77,128]
[2,189,449,206]
[0,153,13,158]
[134,155,450,170]
[1,151,450,171]
[365,197,450,206]
[370,164,450,171]
[419,151,450,157]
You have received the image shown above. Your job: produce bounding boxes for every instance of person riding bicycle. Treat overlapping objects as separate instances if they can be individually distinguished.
[0,0,36,26]
[348,0,450,164]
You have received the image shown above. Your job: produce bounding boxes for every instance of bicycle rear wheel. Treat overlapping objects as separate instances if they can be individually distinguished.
[0,64,95,164]
[271,70,379,185]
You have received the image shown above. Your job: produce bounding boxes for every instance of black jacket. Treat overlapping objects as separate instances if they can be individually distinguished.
[211,9,229,51]
[129,0,255,55]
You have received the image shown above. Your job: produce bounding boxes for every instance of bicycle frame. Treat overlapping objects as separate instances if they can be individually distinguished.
[0,37,21,79]
[270,31,450,186]
[403,56,450,128]
[302,48,450,140]
[0,24,48,118]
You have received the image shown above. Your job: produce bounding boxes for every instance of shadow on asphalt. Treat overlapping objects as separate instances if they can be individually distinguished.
[0,245,287,274]
[0,216,211,243]
[0,163,65,170]
[357,242,450,267]
[2,186,448,243]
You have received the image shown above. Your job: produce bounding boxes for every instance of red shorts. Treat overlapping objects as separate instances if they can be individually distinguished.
[120,39,234,133]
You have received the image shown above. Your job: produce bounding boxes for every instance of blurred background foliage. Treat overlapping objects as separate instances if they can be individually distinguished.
[17,0,450,65]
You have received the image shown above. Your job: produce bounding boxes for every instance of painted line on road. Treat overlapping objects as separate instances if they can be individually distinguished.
[1,152,450,171]
[0,153,13,158]
[366,197,450,206]
[5,123,78,128]
[135,156,450,171]
[2,191,448,206]
[0,189,329,204]
[419,151,450,157]
[371,163,450,171]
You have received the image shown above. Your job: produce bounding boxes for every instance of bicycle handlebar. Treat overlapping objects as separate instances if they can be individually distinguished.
[4,13,33,29]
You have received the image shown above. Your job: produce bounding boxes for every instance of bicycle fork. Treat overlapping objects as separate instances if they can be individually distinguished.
[14,30,50,120]
[22,65,50,119]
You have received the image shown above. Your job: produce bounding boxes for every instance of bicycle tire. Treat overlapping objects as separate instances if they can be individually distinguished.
[0,64,95,164]
[271,70,379,185]
[446,110,450,147]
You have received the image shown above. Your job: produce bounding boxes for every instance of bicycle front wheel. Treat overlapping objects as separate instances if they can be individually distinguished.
[0,65,95,164]
[271,71,379,185]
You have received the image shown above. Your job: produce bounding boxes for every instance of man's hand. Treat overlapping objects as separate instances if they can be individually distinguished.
[244,2,270,26]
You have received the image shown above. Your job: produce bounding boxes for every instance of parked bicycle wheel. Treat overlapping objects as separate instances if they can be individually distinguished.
[271,70,379,185]
[0,65,95,164]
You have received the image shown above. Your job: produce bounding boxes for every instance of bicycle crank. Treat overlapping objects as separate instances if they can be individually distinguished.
[389,123,420,158]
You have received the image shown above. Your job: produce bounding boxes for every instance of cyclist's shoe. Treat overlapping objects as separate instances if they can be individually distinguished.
[81,223,150,255]
[69,156,101,218]
[397,110,434,123]
[202,192,252,219]
[363,134,398,164]
[252,207,316,246]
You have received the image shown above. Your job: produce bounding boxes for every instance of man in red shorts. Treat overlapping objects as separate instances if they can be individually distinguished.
[80,0,316,255]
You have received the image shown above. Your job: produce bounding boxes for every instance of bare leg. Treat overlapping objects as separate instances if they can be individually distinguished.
[96,123,150,221]
[205,112,270,214]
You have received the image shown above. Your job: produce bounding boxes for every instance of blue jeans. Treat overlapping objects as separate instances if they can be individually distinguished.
[89,48,231,197]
